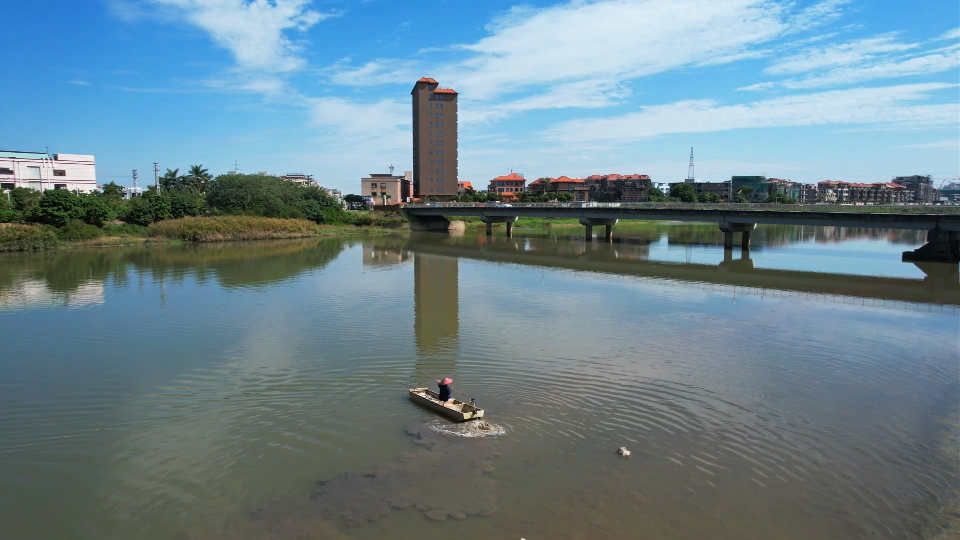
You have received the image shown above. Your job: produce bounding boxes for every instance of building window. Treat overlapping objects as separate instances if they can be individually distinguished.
[429,113,433,118]
[429,103,433,108]
[429,151,433,155]
[430,142,433,146]
[371,191,377,196]
[430,188,434,193]
[371,183,377,188]
[53,169,66,177]
[54,184,67,189]
[0,168,12,175]
[25,166,41,179]
[380,183,386,188]
[1,182,14,190]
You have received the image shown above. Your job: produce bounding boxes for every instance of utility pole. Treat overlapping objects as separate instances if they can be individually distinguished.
[686,147,695,183]
[154,162,160,193]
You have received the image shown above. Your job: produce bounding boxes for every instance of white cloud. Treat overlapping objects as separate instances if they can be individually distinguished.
[541,83,958,144]
[148,0,333,73]
[67,80,92,86]
[328,0,840,106]
[308,97,410,151]
[745,32,960,90]
[460,80,631,124]
[939,28,960,41]
[896,139,960,149]
[779,47,960,89]
[765,34,917,75]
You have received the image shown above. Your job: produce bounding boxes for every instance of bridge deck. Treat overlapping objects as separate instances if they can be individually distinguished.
[404,203,960,231]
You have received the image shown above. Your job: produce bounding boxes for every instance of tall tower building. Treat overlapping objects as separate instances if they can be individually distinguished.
[411,77,458,200]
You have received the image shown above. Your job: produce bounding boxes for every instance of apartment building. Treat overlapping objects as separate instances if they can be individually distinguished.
[817,180,909,204]
[411,77,458,200]
[892,175,934,203]
[585,174,652,202]
[0,150,96,193]
[362,171,412,205]
[488,173,526,198]
[528,176,590,201]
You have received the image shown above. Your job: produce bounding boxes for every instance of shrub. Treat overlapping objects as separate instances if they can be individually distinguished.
[29,189,86,227]
[148,216,318,242]
[58,219,104,241]
[670,183,698,203]
[102,223,148,237]
[0,224,60,251]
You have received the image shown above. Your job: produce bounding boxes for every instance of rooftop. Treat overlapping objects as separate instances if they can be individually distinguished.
[492,173,526,182]
[434,88,458,94]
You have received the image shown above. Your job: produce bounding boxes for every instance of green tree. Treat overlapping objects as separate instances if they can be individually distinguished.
[29,189,86,227]
[649,187,665,198]
[670,183,698,203]
[699,192,722,203]
[185,164,212,194]
[124,192,173,226]
[82,196,113,226]
[735,186,754,201]
[100,181,126,199]
[10,187,42,212]
[159,168,185,192]
[168,191,205,218]
[204,174,338,222]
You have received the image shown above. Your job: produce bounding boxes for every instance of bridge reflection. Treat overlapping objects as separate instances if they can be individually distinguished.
[367,232,958,308]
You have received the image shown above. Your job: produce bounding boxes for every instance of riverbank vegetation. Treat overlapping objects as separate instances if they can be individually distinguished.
[0,170,407,251]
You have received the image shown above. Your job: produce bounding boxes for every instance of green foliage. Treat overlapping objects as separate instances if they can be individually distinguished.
[124,192,173,226]
[159,168,185,192]
[82,196,113,226]
[204,174,338,222]
[733,194,749,203]
[699,192,722,203]
[168,191,206,219]
[518,192,574,202]
[10,187,41,212]
[102,223,148,237]
[649,187,664,198]
[736,186,755,197]
[100,181,126,198]
[29,189,86,227]
[670,183,698,203]
[766,194,797,204]
[58,219,104,241]
[0,224,60,251]
[185,164,212,194]
[0,193,17,222]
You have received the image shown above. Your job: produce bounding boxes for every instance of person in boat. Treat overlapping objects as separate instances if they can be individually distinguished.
[437,377,453,404]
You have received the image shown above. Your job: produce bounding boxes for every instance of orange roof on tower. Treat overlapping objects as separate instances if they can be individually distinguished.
[434,88,458,94]
[418,77,439,84]
[550,176,584,184]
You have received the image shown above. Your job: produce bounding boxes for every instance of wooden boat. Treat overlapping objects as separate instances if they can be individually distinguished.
[408,388,485,422]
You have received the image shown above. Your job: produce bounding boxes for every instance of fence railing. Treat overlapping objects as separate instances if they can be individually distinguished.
[404,202,960,215]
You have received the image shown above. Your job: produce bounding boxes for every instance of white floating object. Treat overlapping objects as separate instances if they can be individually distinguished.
[618,446,631,457]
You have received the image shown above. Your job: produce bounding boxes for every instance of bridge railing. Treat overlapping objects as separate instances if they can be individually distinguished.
[405,202,960,215]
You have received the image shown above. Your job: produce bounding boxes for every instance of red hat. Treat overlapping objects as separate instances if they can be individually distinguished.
[441,378,453,385]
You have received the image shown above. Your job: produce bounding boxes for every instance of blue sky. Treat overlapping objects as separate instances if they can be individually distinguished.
[3,0,958,192]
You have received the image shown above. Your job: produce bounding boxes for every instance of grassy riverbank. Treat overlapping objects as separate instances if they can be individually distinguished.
[0,215,406,252]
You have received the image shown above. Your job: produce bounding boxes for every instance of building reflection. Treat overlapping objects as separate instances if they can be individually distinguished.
[413,250,459,377]
[362,244,411,267]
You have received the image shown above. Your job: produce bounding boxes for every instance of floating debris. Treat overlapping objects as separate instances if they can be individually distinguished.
[618,447,631,457]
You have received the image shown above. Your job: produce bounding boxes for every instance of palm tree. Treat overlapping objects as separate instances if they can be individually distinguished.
[159,168,183,192]
[186,164,212,194]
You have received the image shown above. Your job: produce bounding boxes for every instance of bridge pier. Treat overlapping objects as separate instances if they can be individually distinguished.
[480,215,518,237]
[580,218,618,243]
[902,228,960,264]
[719,222,756,253]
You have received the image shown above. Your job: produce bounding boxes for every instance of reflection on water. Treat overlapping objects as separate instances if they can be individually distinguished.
[0,225,957,540]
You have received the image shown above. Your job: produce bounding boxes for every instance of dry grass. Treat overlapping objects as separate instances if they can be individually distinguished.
[0,224,60,251]
[148,216,319,242]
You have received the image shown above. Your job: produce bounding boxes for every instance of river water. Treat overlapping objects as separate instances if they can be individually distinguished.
[0,224,957,540]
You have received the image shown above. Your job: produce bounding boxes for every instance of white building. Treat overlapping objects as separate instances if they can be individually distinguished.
[0,150,97,193]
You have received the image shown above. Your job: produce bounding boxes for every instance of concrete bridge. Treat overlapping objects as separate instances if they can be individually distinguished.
[398,235,959,308]
[404,203,960,263]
